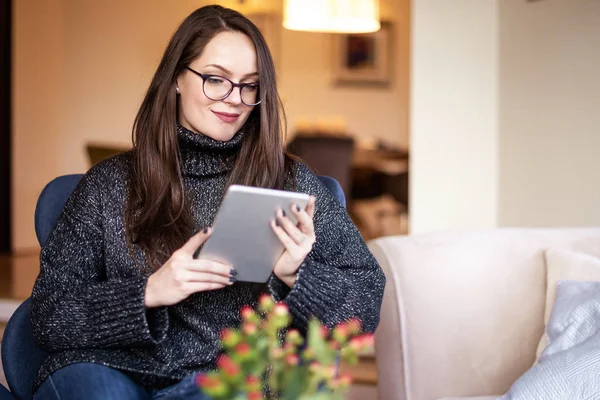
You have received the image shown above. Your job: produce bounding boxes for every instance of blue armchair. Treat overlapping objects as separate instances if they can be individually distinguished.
[0,174,345,399]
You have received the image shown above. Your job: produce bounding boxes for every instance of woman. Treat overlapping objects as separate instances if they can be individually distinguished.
[31,5,385,399]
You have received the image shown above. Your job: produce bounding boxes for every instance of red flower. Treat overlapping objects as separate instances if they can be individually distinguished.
[349,336,364,352]
[286,329,302,345]
[248,391,264,400]
[235,342,251,356]
[285,354,299,366]
[241,306,255,320]
[245,374,260,386]
[339,373,353,387]
[348,334,374,353]
[242,322,258,336]
[333,323,350,343]
[245,374,261,391]
[270,347,284,359]
[259,294,274,308]
[361,333,375,350]
[216,355,240,377]
[220,329,240,348]
[273,303,289,316]
[309,361,321,373]
[303,347,316,360]
[319,325,330,339]
[196,373,220,389]
[328,340,341,351]
[347,318,362,334]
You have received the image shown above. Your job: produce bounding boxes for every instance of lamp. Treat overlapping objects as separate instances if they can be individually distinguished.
[283,0,380,34]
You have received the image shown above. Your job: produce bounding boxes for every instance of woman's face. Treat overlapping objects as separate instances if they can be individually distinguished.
[177,31,259,142]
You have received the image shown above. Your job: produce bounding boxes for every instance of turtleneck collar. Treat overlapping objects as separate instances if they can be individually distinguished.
[177,123,244,177]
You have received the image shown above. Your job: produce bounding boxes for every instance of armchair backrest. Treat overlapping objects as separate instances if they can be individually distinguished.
[34,174,346,248]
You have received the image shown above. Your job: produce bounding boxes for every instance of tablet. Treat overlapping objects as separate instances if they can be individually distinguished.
[197,185,311,283]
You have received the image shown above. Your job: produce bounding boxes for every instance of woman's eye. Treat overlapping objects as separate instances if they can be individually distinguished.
[244,84,259,92]
[206,77,225,85]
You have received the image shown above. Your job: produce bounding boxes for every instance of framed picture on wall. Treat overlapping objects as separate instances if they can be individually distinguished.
[332,22,392,87]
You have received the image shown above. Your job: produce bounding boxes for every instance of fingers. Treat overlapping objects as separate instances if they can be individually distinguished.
[305,196,316,218]
[178,228,212,256]
[182,259,234,278]
[290,200,315,235]
[275,208,306,245]
[186,271,234,286]
[271,219,299,251]
[184,281,228,292]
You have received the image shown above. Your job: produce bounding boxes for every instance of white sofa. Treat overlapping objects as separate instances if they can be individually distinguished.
[368,228,600,400]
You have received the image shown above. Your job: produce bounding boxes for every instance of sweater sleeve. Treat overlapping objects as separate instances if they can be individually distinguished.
[268,164,386,333]
[31,167,169,352]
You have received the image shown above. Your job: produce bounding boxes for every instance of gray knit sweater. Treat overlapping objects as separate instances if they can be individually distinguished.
[31,125,386,391]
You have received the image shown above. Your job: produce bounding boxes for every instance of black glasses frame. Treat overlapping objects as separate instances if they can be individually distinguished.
[185,66,262,106]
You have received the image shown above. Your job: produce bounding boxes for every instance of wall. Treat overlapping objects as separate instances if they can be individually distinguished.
[278,0,410,146]
[11,0,410,251]
[498,0,600,228]
[410,0,499,234]
[410,0,600,235]
[12,0,67,252]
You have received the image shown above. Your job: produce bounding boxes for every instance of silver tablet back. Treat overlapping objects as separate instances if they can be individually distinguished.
[198,185,310,283]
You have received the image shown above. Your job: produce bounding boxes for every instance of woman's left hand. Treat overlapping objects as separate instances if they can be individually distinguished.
[271,195,317,288]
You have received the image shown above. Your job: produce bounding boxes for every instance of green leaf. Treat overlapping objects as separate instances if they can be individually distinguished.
[281,365,309,400]
[307,319,335,365]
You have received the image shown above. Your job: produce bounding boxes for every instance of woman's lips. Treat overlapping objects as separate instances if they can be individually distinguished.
[212,111,240,123]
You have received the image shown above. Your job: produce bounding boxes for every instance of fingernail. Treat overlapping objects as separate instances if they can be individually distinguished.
[281,209,286,217]
[203,227,209,234]
[275,219,280,227]
[295,204,301,212]
[230,268,237,276]
[229,276,237,283]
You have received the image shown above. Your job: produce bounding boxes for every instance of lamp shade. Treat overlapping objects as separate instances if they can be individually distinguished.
[283,0,380,34]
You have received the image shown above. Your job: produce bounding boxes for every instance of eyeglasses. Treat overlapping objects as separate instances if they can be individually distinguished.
[185,66,261,106]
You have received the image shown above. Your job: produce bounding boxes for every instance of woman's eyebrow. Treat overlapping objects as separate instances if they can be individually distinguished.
[204,64,259,79]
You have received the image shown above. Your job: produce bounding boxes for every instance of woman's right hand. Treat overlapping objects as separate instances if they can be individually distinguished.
[144,228,235,308]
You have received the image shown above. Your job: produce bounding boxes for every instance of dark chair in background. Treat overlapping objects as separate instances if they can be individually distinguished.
[0,174,345,399]
[287,135,355,202]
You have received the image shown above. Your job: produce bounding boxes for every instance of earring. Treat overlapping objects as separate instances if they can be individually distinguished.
[175,86,180,94]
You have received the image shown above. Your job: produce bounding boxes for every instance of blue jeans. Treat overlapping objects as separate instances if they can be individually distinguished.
[33,363,209,400]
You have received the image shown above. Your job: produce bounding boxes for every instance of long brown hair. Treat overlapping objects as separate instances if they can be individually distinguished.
[126,5,289,269]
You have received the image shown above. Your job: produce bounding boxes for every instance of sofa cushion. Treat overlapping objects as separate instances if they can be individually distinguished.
[535,248,600,360]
